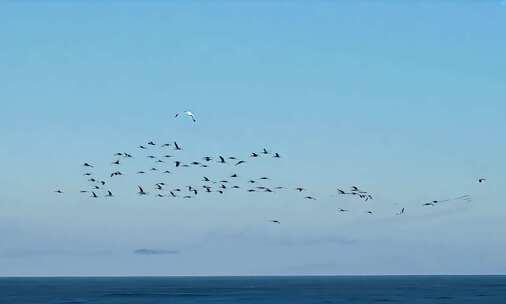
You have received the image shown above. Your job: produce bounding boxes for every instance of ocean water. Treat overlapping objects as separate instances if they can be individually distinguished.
[0,276,505,304]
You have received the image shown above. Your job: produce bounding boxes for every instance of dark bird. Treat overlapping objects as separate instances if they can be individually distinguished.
[397,208,405,215]
[91,191,98,198]
[83,173,92,176]
[217,190,224,194]
[478,178,487,183]
[232,185,240,189]
[203,156,213,162]
[162,143,171,147]
[220,184,227,189]
[192,189,198,195]
[124,153,133,158]
[157,194,164,198]
[203,177,211,182]
[163,170,171,174]
[248,180,256,184]
[219,180,228,183]
[218,156,226,163]
[295,187,305,192]
[150,167,158,171]
[275,186,284,190]
[235,160,246,166]
[337,189,347,195]
[100,181,106,186]
[137,171,145,174]
[247,189,256,192]
[138,145,147,149]
[351,186,360,192]
[183,195,192,199]
[148,141,156,146]
[155,184,163,190]
[270,220,280,224]
[273,153,281,158]
[230,174,238,178]
[338,209,348,212]
[156,159,164,163]
[147,155,156,159]
[106,191,113,197]
[262,148,269,154]
[169,191,177,197]
[174,141,182,150]
[55,190,63,194]
[174,161,181,167]
[112,160,120,165]
[138,186,147,195]
[423,202,435,206]
[366,211,373,215]
[250,152,259,158]
[228,156,237,160]
[304,196,316,200]
[88,178,96,182]
[191,161,200,165]
[264,188,273,193]
[163,155,173,158]
[114,153,123,156]
[205,187,212,193]
[80,190,88,193]
[83,163,94,168]
[93,186,100,190]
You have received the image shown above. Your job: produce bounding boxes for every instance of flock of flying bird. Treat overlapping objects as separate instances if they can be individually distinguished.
[54,111,485,224]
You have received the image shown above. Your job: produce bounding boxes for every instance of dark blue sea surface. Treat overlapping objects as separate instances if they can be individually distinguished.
[0,276,505,304]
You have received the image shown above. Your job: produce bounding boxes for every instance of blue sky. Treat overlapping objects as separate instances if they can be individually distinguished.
[0,1,505,276]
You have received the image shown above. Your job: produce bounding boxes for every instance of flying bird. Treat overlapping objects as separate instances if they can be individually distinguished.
[273,153,281,158]
[55,190,63,194]
[91,191,98,198]
[478,178,487,183]
[138,186,147,195]
[83,163,94,168]
[397,208,405,215]
[235,160,246,166]
[175,111,196,122]
[106,191,113,197]
[174,142,182,150]
[270,220,280,224]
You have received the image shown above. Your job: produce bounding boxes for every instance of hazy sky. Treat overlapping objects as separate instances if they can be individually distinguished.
[1,1,505,276]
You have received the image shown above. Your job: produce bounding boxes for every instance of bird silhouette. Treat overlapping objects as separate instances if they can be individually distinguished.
[138,186,147,195]
[174,142,182,150]
[270,220,280,224]
[235,160,246,166]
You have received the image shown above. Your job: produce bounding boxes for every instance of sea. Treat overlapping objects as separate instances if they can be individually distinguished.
[0,276,505,304]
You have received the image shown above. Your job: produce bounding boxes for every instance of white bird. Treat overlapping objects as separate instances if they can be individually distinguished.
[175,111,196,123]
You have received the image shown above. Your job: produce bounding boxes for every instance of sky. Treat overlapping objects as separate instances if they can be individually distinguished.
[0,1,505,276]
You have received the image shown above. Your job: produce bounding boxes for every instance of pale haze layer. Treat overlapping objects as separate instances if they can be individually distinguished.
[0,2,505,276]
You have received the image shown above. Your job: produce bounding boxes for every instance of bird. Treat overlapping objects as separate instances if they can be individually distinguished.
[183,195,192,199]
[124,153,133,158]
[114,153,123,156]
[163,170,171,174]
[100,181,106,186]
[83,163,94,168]
[169,191,177,197]
[203,156,213,162]
[230,174,238,178]
[175,111,196,122]
[235,160,246,166]
[338,208,348,212]
[174,141,182,150]
[55,190,63,194]
[247,189,256,192]
[337,189,348,195]
[304,196,316,200]
[423,202,435,206]
[397,208,405,215]
[138,145,147,149]
[270,220,280,224]
[161,143,171,147]
[88,178,96,182]
[273,153,281,158]
[351,186,360,192]
[295,187,305,192]
[137,171,145,174]
[155,184,163,190]
[218,156,226,164]
[91,191,98,198]
[138,186,147,195]
[174,161,181,167]
[148,141,156,146]
[250,152,259,158]
[262,148,269,154]
[106,191,113,197]
[163,155,172,158]
[478,178,487,183]
[190,161,200,165]
[147,155,156,159]
[156,160,164,163]
[83,173,92,176]
[203,177,211,182]
[366,211,373,215]
[150,167,158,171]
[259,177,269,180]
